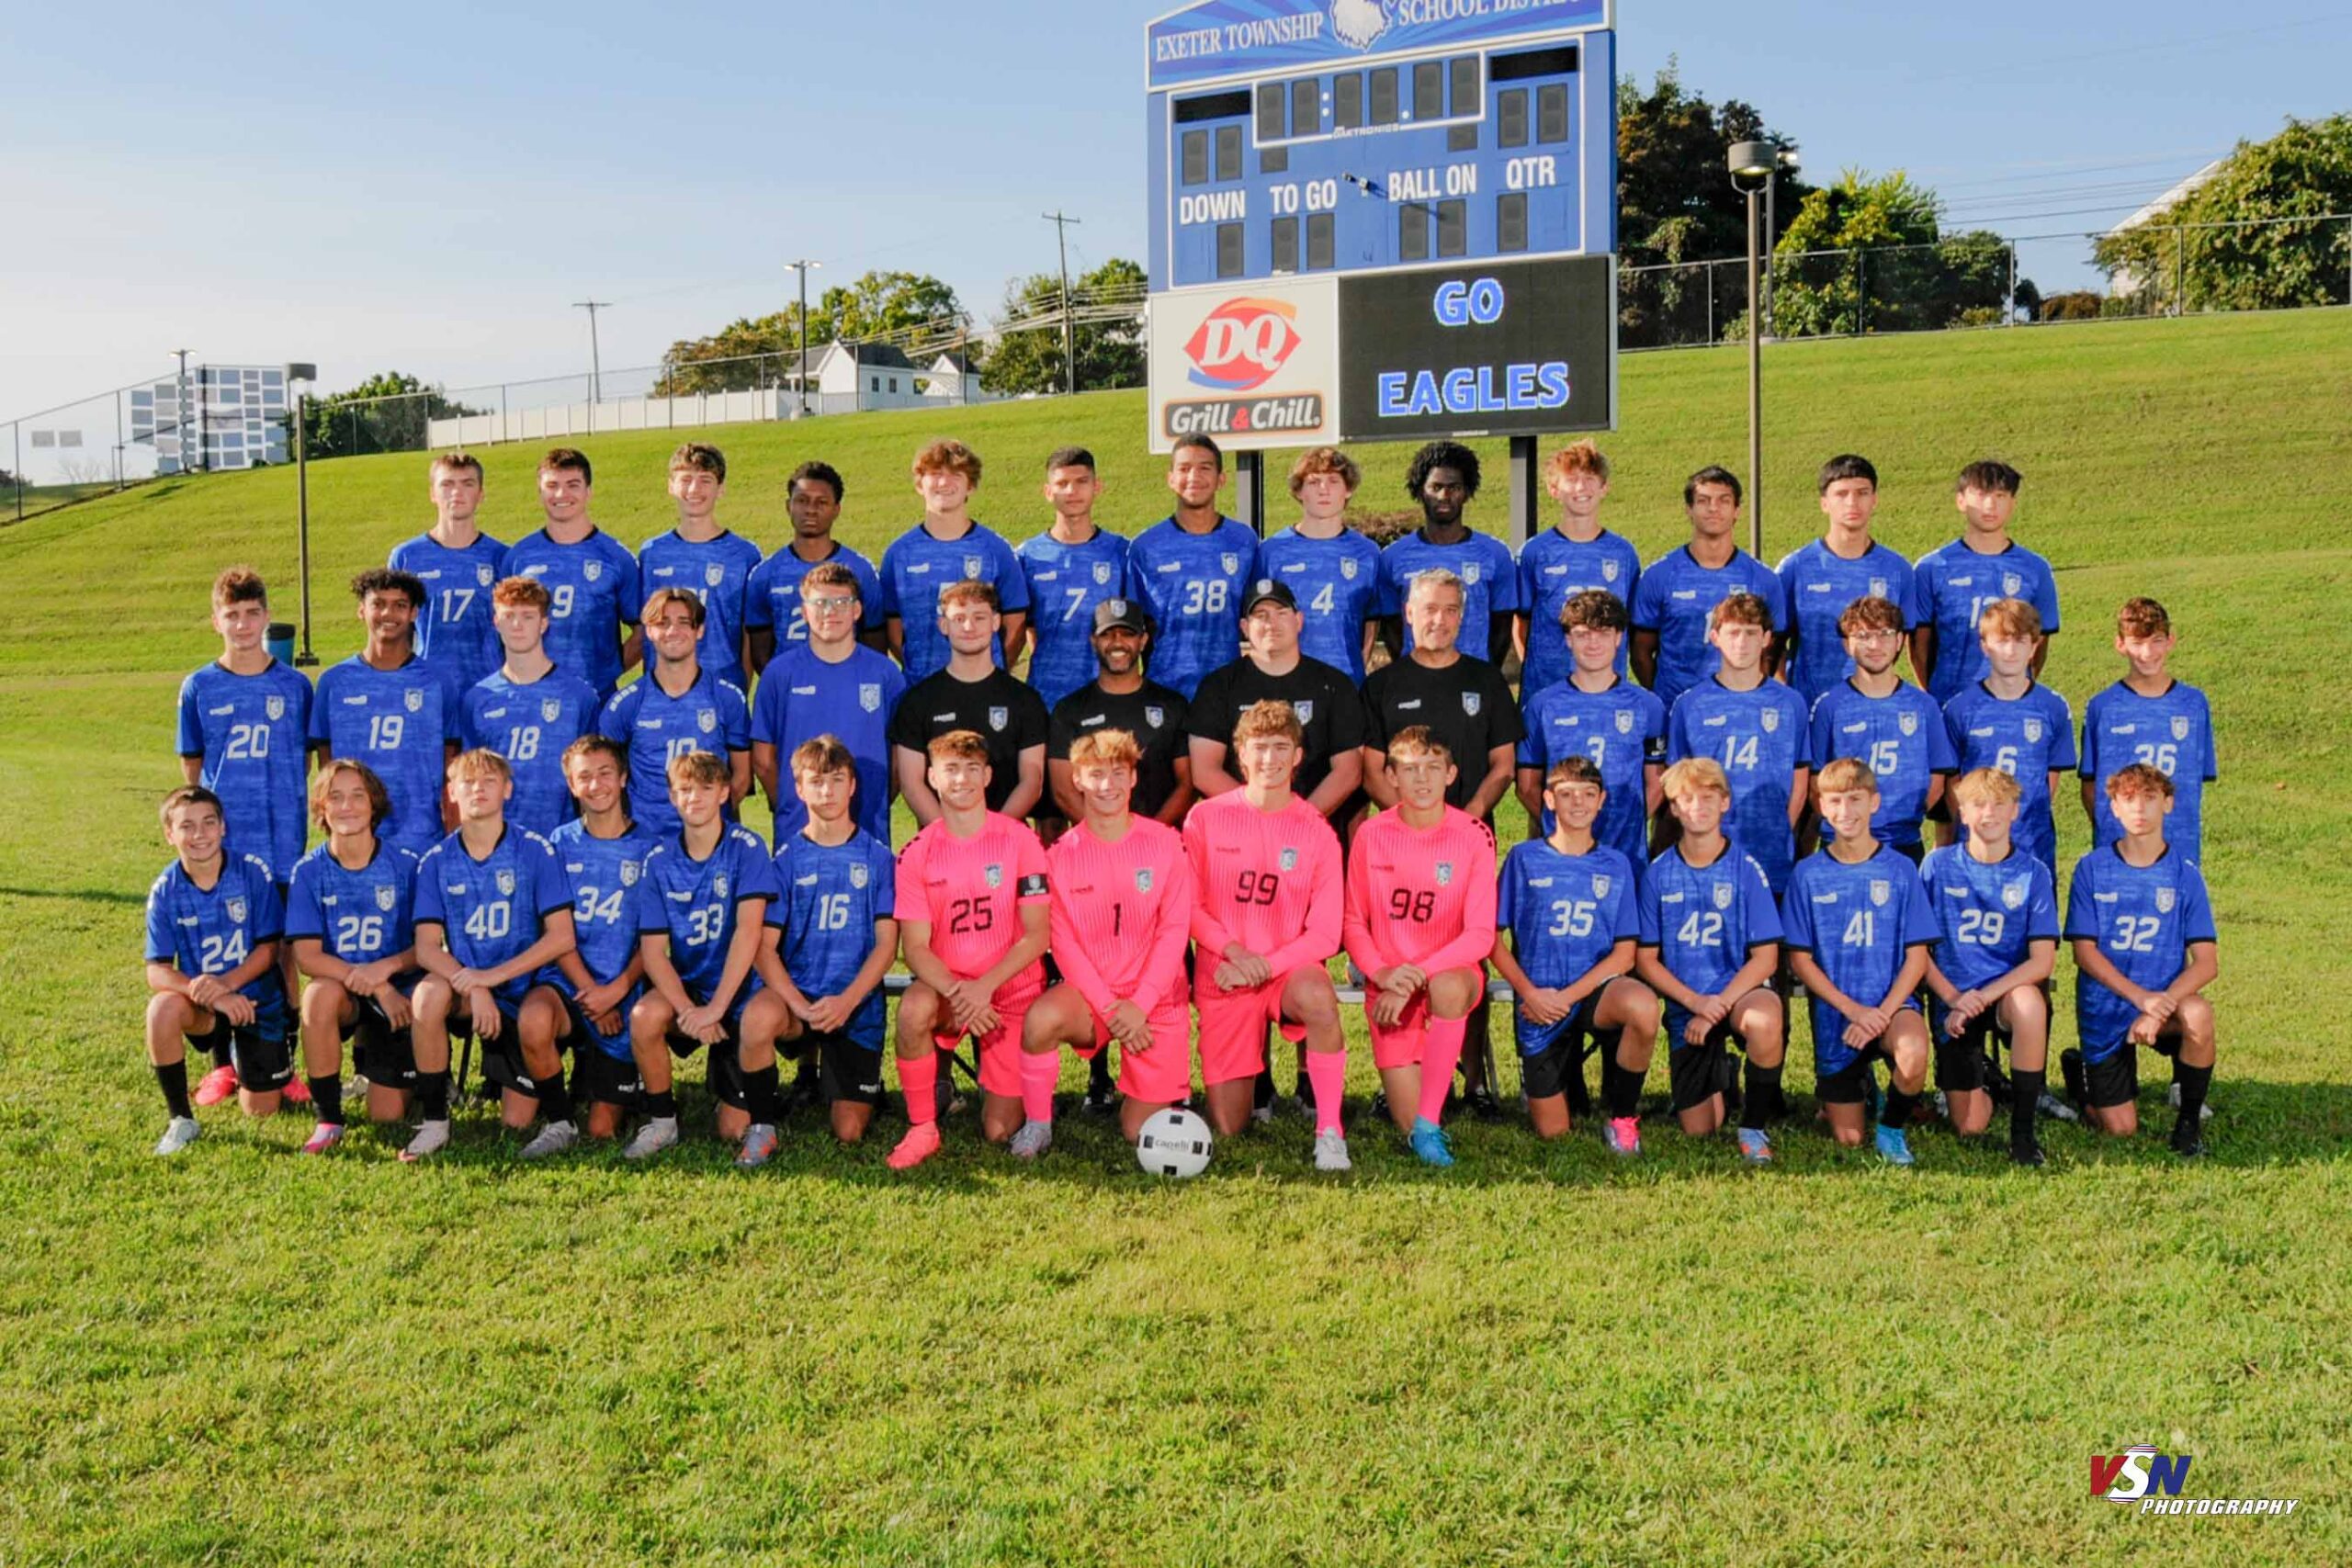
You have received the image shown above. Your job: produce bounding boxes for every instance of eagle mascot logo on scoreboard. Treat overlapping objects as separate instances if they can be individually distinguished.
[1331,0,1390,52]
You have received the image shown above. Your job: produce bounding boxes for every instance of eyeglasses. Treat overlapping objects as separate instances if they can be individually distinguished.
[805,595,856,613]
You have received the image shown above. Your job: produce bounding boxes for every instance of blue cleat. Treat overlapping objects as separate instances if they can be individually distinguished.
[1736,1127,1773,1165]
[1408,1117,1454,1168]
[1874,1122,1916,1168]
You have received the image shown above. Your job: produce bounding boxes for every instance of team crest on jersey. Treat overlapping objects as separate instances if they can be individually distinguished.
[1591,874,1611,898]
[1093,560,1113,585]
[1294,700,1315,724]
[541,698,562,723]
[1340,557,1359,581]
[2171,716,2189,741]
[1136,867,1153,892]
[1712,881,1734,910]
[714,874,729,900]
[1462,692,1480,716]
[696,708,717,734]
[1464,564,1481,586]
[988,706,1009,731]
[2156,887,2177,913]
[583,560,602,582]
[477,564,495,586]
[984,863,1002,888]
[1869,577,1888,600]
[849,682,877,714]
[266,695,285,721]
[1761,707,1780,733]
[1144,705,1165,728]
[1280,847,1299,872]
[226,897,248,924]
[1898,712,1917,736]
[495,870,515,896]
[376,885,398,912]
[405,689,424,713]
[1615,710,1634,734]
[1870,879,1890,907]
[963,556,983,580]
[1436,862,1453,886]
[1221,552,1240,575]
[1601,558,1621,581]
[849,862,869,888]
[2002,878,2028,909]
[2002,571,2022,596]
[2023,717,2042,742]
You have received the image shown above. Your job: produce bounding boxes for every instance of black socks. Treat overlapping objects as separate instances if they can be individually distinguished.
[2010,1067,2045,1154]
[156,1060,193,1120]
[1742,1063,1781,1133]
[419,1071,451,1122]
[744,1063,781,1124]
[309,1075,344,1127]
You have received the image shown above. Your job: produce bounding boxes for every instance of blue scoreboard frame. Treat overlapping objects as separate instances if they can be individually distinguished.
[1146,0,1616,291]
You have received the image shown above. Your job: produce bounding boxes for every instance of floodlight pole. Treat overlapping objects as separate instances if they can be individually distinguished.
[1729,142,1772,558]
[573,300,611,402]
[785,259,820,417]
[292,386,319,666]
[1043,210,1081,397]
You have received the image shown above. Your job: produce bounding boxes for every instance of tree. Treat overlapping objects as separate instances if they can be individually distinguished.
[653,271,966,396]
[2094,115,2352,313]
[820,271,964,342]
[980,257,1147,396]
[301,372,484,461]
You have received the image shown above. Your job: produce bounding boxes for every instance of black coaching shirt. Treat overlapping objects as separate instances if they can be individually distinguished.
[888,666,1050,814]
[1361,652,1526,813]
[1049,679,1192,820]
[1184,653,1367,801]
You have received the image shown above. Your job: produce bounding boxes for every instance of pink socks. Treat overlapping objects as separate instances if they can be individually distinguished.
[1419,1015,1466,1126]
[1020,1048,1060,1123]
[1305,1049,1348,1135]
[898,1049,938,1127]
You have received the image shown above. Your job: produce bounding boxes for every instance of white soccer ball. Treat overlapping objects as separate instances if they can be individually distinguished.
[1135,1107,1213,1179]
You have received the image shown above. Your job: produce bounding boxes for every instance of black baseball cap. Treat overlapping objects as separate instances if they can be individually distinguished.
[1240,578,1296,614]
[1092,597,1149,635]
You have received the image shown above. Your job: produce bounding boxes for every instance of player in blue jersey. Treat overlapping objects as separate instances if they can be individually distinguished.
[760,737,900,1144]
[1631,466,1785,711]
[1783,759,1943,1167]
[1256,446,1381,684]
[1939,597,2076,874]
[1665,592,1813,895]
[1805,595,1957,860]
[546,736,656,1142]
[637,442,762,688]
[1124,434,1257,700]
[596,588,751,841]
[1635,759,1785,1164]
[2079,596,2216,864]
[879,438,1029,682]
[2062,764,2217,1156]
[285,759,422,1152]
[311,569,463,855]
[390,451,507,693]
[1910,460,2061,706]
[1491,757,1659,1154]
[1516,440,1641,692]
[1015,446,1130,714]
[743,460,886,671]
[499,447,643,698]
[751,560,905,846]
[623,750,796,1168]
[1776,454,1919,708]
[404,750,580,1163]
[142,786,291,1155]
[1918,768,2060,1166]
[1376,441,1521,664]
[460,576,602,836]
[1516,590,1664,864]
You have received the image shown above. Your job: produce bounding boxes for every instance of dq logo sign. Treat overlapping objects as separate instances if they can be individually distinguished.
[1184,298,1302,392]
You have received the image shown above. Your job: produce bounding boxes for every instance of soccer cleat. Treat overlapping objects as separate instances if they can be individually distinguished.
[735,1123,780,1169]
[399,1119,451,1163]
[1250,1101,1274,1125]
[2037,1089,2081,1125]
[153,1116,203,1156]
[621,1117,680,1163]
[1366,1089,1391,1124]
[2170,1126,2208,1159]
[519,1120,579,1161]
[781,1072,821,1114]
[1932,1090,1950,1122]
[281,1076,311,1106]
[1464,1087,1507,1124]
[2166,1083,2214,1124]
[1408,1117,1454,1168]
[1736,1127,1774,1165]
[1008,1121,1053,1160]
[886,1122,943,1170]
[194,1064,239,1107]
[1285,1092,1317,1123]
[1874,1123,1916,1168]
[1604,1117,1642,1157]
[1080,1082,1118,1118]
[1313,1130,1352,1172]
[2010,1138,2046,1168]
[300,1122,345,1156]
[2060,1049,2089,1116]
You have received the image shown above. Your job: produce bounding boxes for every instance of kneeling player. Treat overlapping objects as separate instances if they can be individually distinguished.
[547,737,654,1141]
[2062,763,2217,1156]
[142,786,293,1155]
[1919,767,2058,1165]
[1783,760,1941,1166]
[888,730,1052,1170]
[626,750,794,1166]
[1344,728,1498,1168]
[1182,700,1350,1168]
[1492,757,1657,1152]
[1635,759,1785,1163]
[408,750,580,1163]
[286,760,422,1152]
[761,737,899,1145]
[1023,728,1198,1154]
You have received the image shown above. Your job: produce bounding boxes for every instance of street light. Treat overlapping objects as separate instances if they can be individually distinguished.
[287,364,320,667]
[1729,141,1772,559]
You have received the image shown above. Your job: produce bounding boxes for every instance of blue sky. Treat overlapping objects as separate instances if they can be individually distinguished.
[3,1,2345,420]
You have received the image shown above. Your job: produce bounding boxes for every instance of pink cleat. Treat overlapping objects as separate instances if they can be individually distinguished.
[886,1122,943,1171]
[194,1064,239,1107]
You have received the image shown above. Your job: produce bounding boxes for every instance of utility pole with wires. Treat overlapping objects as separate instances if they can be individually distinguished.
[572,300,612,402]
[782,259,820,418]
[1042,209,1081,397]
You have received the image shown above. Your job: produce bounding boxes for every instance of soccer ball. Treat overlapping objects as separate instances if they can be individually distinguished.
[1135,1108,1213,1179]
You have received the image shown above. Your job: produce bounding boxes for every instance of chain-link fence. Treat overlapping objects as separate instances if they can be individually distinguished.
[5,363,297,525]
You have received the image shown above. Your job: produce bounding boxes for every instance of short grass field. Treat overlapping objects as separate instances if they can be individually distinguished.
[3,310,2350,1565]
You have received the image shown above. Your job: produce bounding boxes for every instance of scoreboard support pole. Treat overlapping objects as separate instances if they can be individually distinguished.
[1506,435,1540,547]
[1234,449,1267,536]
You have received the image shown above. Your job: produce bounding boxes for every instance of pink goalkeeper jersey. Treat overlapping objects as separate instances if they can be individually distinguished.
[1182,790,1342,982]
[1046,817,1195,1020]
[895,811,1049,989]
[1343,806,1498,977]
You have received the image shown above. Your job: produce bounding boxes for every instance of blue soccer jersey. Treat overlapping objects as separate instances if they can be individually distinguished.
[639,825,782,1004]
[1016,528,1131,710]
[1516,526,1642,692]
[2079,681,2216,863]
[597,669,751,842]
[1917,842,2059,999]
[1375,528,1522,660]
[878,521,1029,682]
[749,644,904,846]
[176,659,313,880]
[1775,538,1919,707]
[1123,514,1259,698]
[460,668,603,837]
[145,853,288,1026]
[1518,677,1667,863]
[413,827,569,1007]
[1912,538,2062,705]
[743,541,886,649]
[2064,843,2217,1058]
[1254,526,1383,684]
[1941,680,2078,874]
[637,528,763,686]
[390,530,508,693]
[1630,545,1786,712]
[284,840,420,967]
[547,817,657,1057]
[768,828,899,1049]
[1781,845,1941,1075]
[311,654,464,853]
[1496,838,1640,1054]
[1638,842,1782,1032]
[1666,676,1815,894]
[1807,680,1959,852]
[500,527,643,698]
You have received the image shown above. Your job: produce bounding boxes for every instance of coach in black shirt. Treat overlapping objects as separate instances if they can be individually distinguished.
[1363,565,1522,818]
[1048,597,1194,825]
[1186,577,1365,821]
[888,580,1048,824]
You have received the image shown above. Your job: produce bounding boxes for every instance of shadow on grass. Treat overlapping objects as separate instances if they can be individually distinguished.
[0,884,150,907]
